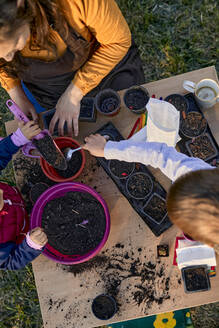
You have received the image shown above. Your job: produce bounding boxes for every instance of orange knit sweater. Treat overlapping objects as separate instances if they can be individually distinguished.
[0,0,131,95]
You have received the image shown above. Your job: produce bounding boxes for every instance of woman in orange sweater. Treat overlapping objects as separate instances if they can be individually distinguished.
[0,0,145,136]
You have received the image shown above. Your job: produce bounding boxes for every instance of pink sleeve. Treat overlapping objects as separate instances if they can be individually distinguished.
[26,232,43,250]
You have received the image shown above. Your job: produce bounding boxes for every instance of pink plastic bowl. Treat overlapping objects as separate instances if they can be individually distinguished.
[30,182,110,264]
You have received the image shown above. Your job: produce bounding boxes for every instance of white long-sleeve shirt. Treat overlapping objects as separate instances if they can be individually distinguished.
[104,140,213,182]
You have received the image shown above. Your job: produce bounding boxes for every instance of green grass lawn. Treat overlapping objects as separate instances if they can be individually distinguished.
[0,1,218,327]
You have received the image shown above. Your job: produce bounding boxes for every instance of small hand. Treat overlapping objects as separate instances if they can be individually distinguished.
[83,134,107,157]
[0,189,4,211]
[49,84,83,136]
[29,227,48,247]
[18,121,42,140]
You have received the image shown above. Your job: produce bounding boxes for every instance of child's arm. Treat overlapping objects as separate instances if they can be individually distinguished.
[0,227,47,270]
[83,134,213,181]
[0,121,41,171]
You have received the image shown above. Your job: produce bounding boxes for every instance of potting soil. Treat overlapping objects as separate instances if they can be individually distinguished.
[187,134,216,160]
[183,267,209,292]
[165,94,188,112]
[33,134,67,170]
[180,112,207,137]
[41,191,106,255]
[124,89,149,111]
[109,160,134,179]
[56,150,82,178]
[143,194,166,223]
[127,173,152,198]
[30,182,48,204]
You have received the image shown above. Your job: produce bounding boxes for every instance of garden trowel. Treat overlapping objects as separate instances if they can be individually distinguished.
[6,99,67,170]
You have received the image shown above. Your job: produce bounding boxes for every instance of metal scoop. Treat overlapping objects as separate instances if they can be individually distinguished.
[6,99,67,170]
[64,135,110,161]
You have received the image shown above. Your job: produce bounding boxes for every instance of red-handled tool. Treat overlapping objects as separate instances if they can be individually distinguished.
[6,99,67,170]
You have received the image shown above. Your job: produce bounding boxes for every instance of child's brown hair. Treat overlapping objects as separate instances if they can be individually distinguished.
[167,168,219,248]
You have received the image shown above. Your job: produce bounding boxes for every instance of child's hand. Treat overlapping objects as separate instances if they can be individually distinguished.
[0,189,3,211]
[29,227,48,247]
[83,134,107,157]
[18,121,42,140]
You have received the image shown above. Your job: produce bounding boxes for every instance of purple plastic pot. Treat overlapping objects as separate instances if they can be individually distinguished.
[30,182,110,265]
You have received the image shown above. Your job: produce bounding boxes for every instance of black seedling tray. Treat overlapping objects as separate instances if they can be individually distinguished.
[95,122,172,236]
[181,265,211,293]
[177,93,219,165]
[42,97,96,134]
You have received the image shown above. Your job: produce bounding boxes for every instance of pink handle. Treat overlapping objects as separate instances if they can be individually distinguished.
[6,99,29,123]
[6,99,47,140]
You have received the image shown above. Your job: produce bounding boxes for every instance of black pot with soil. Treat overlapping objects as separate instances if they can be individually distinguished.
[126,172,153,200]
[143,193,167,224]
[180,111,207,138]
[164,94,189,113]
[95,89,121,116]
[108,160,135,179]
[185,133,218,161]
[92,294,117,320]
[181,265,211,293]
[41,191,106,256]
[123,86,149,114]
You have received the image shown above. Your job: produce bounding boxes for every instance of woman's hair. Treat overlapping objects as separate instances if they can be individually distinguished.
[0,0,69,77]
[167,168,219,247]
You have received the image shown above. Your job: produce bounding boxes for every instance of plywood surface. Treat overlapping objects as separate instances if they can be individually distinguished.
[5,66,219,328]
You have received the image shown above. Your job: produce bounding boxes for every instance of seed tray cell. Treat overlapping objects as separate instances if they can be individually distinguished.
[95,122,172,236]
[42,97,96,134]
[176,93,219,165]
[143,193,167,224]
[185,133,218,162]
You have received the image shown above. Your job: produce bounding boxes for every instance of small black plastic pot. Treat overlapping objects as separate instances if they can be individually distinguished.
[126,172,153,200]
[95,89,121,116]
[143,192,167,224]
[108,160,135,180]
[181,265,211,293]
[91,294,117,320]
[164,93,189,113]
[185,133,218,162]
[123,86,149,114]
[180,111,207,138]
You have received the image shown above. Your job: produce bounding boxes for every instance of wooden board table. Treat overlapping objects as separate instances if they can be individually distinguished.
[6,66,219,328]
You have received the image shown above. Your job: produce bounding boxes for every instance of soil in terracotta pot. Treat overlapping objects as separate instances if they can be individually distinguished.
[183,267,209,292]
[30,182,48,204]
[143,194,166,223]
[33,134,67,170]
[165,94,188,112]
[99,97,119,114]
[41,191,106,255]
[92,295,116,320]
[180,112,207,138]
[127,173,153,199]
[109,160,134,179]
[124,88,149,111]
[187,134,217,160]
[56,149,82,178]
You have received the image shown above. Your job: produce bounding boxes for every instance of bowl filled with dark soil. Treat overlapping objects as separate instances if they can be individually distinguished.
[29,182,49,204]
[40,137,85,182]
[108,160,135,179]
[95,89,121,116]
[164,94,189,113]
[30,182,110,264]
[92,294,117,320]
[143,193,167,224]
[180,111,207,138]
[185,133,218,161]
[123,86,149,114]
[126,172,153,200]
[181,265,211,293]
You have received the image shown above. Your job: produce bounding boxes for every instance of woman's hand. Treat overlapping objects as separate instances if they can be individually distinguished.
[8,84,38,122]
[18,121,41,140]
[29,227,48,247]
[83,134,107,157]
[49,83,83,136]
